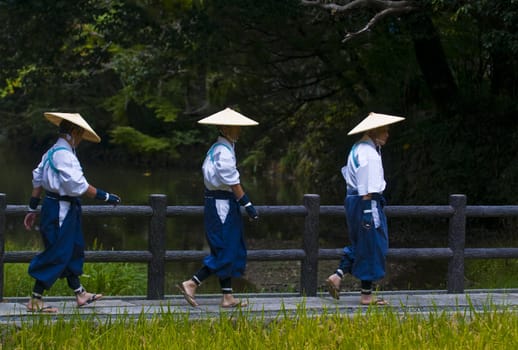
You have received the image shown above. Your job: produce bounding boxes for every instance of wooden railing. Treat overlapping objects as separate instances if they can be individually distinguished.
[1,193,518,300]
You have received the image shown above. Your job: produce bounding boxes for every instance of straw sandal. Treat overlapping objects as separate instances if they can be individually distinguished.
[177,283,199,307]
[360,296,389,306]
[77,292,103,307]
[326,278,341,300]
[26,298,58,313]
[221,299,248,308]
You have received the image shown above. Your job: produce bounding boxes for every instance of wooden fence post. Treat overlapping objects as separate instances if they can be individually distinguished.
[0,194,5,302]
[148,194,167,299]
[301,194,320,296]
[447,194,466,293]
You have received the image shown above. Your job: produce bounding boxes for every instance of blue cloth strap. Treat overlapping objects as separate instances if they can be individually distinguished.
[207,142,233,162]
[43,147,70,173]
[349,141,370,168]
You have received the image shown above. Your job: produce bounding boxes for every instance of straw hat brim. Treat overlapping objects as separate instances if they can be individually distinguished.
[347,112,405,135]
[44,112,101,143]
[197,108,259,126]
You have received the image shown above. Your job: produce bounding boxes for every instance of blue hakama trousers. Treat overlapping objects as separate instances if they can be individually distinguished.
[202,191,247,279]
[339,194,388,281]
[28,195,85,290]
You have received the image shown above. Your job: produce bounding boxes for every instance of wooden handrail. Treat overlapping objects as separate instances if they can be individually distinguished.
[2,192,518,300]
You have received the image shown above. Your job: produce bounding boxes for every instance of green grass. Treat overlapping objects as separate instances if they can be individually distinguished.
[465,259,518,289]
[3,261,147,297]
[3,241,147,297]
[1,306,517,349]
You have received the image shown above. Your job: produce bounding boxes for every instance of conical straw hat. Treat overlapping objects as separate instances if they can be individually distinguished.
[44,112,101,143]
[347,112,405,135]
[197,108,259,126]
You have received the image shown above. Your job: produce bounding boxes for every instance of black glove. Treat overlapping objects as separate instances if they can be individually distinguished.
[361,199,373,229]
[238,193,259,220]
[28,196,40,212]
[95,188,121,205]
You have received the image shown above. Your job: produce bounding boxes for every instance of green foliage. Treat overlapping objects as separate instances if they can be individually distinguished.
[0,0,202,158]
[110,126,171,153]
[0,66,35,98]
[240,136,271,173]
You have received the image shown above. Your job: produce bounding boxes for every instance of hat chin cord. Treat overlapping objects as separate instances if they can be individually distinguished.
[365,134,383,154]
[63,133,78,153]
[365,132,384,148]
[374,138,385,147]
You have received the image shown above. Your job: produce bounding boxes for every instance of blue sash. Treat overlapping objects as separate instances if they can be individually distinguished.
[207,142,233,162]
[43,147,70,173]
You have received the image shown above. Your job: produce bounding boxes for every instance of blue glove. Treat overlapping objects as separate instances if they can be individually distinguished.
[361,199,373,229]
[238,193,259,220]
[95,189,121,205]
[106,193,121,205]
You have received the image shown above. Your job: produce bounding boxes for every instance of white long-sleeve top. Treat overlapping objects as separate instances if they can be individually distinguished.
[202,136,240,191]
[344,138,386,196]
[32,138,90,197]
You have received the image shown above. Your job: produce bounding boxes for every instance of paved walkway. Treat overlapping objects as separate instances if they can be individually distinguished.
[2,289,518,323]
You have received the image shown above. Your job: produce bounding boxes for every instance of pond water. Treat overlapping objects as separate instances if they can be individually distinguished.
[0,147,467,293]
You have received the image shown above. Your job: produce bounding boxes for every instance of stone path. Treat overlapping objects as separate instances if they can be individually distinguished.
[2,289,518,323]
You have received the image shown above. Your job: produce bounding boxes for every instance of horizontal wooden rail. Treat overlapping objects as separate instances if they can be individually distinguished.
[319,248,454,260]
[464,248,518,259]
[2,192,518,300]
[5,204,154,216]
[465,206,518,217]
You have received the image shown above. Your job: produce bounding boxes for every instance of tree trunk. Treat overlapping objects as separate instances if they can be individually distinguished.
[490,51,517,97]
[406,13,459,116]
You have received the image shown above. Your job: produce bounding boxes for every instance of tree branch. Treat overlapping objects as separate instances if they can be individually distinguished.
[301,0,415,12]
[301,0,418,42]
[342,6,413,42]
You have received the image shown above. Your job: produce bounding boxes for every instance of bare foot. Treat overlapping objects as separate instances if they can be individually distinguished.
[76,291,103,307]
[26,298,58,313]
[360,294,388,306]
[221,294,247,308]
[177,280,198,307]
